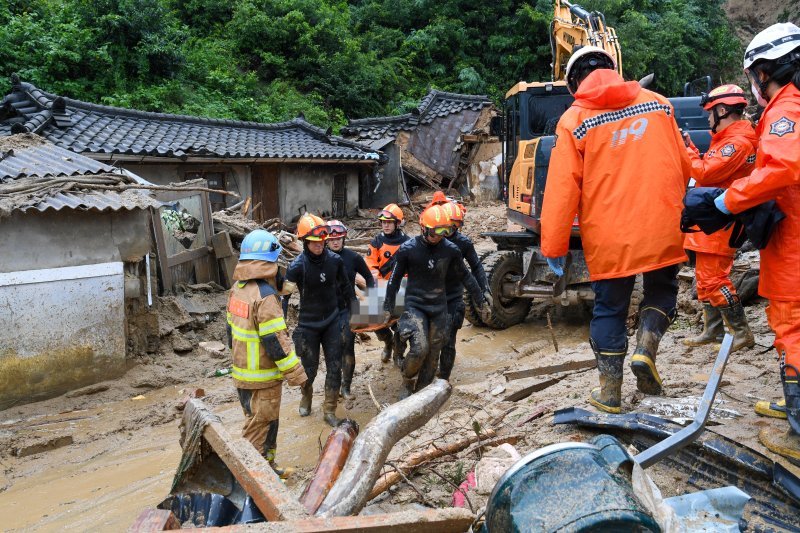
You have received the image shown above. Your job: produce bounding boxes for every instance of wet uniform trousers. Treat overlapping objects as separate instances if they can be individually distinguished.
[590,265,680,355]
[440,232,489,380]
[285,248,353,395]
[385,236,484,390]
[366,231,410,358]
[332,247,375,388]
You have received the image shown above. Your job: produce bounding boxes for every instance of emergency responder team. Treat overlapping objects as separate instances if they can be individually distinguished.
[227,21,800,470]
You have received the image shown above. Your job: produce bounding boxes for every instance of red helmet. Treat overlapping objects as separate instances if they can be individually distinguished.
[326,219,348,238]
[700,84,747,110]
[296,213,328,241]
[442,201,465,229]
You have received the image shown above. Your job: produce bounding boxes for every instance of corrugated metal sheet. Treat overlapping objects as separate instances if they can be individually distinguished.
[14,190,161,214]
[0,138,113,181]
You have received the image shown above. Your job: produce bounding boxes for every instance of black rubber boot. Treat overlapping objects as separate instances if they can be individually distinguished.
[340,354,355,400]
[588,341,625,414]
[398,377,415,401]
[718,298,755,353]
[782,362,800,435]
[298,382,313,417]
[323,388,341,427]
[682,302,724,347]
[631,306,674,395]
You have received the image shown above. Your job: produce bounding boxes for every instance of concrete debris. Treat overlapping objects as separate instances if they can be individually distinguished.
[198,341,227,359]
[64,383,110,398]
[171,332,196,354]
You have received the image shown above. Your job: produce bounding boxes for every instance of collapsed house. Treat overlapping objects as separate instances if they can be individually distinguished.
[0,74,382,223]
[341,89,501,205]
[0,134,164,408]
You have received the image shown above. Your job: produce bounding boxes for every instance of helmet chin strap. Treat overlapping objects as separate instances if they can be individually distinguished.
[710,106,735,134]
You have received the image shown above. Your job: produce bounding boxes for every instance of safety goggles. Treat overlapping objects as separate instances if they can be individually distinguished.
[327,223,347,237]
[378,210,399,221]
[428,225,455,237]
[305,225,330,240]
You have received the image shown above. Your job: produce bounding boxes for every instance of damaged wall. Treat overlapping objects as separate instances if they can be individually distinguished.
[467,142,502,202]
[279,163,360,220]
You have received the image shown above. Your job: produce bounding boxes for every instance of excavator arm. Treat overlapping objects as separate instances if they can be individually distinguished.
[550,0,622,81]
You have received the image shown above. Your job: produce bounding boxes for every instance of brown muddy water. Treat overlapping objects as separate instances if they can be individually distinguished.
[0,318,588,531]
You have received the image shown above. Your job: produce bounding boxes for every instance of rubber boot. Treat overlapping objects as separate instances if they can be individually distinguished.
[269,461,293,480]
[340,354,355,400]
[755,398,787,419]
[759,363,800,465]
[398,377,415,401]
[682,303,724,347]
[718,298,755,353]
[782,362,800,435]
[323,388,341,427]
[631,306,674,395]
[588,341,624,414]
[298,382,313,417]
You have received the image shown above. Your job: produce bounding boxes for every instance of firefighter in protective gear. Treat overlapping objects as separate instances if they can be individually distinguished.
[384,205,488,399]
[427,194,490,380]
[541,46,692,414]
[366,204,410,364]
[715,23,800,457]
[286,214,353,427]
[682,85,757,353]
[227,230,308,476]
[325,220,375,399]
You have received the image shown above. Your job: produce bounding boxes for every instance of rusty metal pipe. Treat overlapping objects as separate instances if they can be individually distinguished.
[299,419,360,514]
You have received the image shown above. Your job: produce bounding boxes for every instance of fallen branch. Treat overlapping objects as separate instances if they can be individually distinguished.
[317,379,452,517]
[546,312,559,352]
[504,358,596,382]
[367,428,497,500]
[462,433,523,457]
[424,465,475,513]
[367,382,383,413]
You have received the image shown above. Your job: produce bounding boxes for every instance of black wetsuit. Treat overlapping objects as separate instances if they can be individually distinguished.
[285,247,353,394]
[385,235,484,390]
[331,247,375,391]
[440,231,489,380]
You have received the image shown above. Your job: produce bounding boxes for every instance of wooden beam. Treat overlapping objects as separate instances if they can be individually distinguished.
[504,358,596,382]
[179,507,474,532]
[185,398,309,522]
[150,207,173,293]
[503,377,562,402]
[128,509,181,532]
[166,246,213,268]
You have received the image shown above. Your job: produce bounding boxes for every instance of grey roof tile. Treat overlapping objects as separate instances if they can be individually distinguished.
[0,78,380,161]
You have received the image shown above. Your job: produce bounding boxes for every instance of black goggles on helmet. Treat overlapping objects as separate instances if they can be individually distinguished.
[327,223,347,237]
[699,92,743,107]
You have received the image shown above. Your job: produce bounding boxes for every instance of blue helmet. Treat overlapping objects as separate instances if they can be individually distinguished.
[240,230,281,262]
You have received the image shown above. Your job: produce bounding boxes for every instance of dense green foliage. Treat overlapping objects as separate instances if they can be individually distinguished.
[0,0,742,128]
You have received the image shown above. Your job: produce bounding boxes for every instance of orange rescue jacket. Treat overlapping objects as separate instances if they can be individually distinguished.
[541,69,691,280]
[724,83,800,301]
[365,231,410,280]
[684,120,758,256]
[227,261,307,389]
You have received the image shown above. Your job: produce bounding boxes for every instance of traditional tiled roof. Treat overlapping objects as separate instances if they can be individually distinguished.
[341,89,492,141]
[0,133,160,217]
[0,75,380,161]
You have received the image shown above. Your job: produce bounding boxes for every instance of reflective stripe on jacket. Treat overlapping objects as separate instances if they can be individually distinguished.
[541,69,691,280]
[725,83,800,300]
[684,120,758,256]
[227,261,307,389]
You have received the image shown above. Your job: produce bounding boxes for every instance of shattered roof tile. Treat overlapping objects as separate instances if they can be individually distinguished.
[341,89,492,141]
[0,76,380,162]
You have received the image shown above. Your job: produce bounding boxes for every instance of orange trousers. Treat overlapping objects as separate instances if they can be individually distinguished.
[767,300,800,377]
[695,252,736,307]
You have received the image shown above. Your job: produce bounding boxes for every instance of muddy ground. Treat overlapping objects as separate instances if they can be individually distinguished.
[1,202,798,531]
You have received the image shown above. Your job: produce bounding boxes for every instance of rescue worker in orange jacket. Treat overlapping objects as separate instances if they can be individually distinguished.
[713,23,800,457]
[682,85,757,353]
[365,204,410,364]
[541,46,691,414]
[227,229,308,476]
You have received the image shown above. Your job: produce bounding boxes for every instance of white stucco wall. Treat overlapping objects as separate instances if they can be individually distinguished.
[279,164,361,220]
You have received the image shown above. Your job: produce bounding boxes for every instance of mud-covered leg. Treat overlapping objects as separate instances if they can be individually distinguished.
[321,318,344,426]
[417,310,447,391]
[294,326,321,416]
[398,308,428,400]
[340,312,356,400]
[375,327,394,364]
[439,301,465,381]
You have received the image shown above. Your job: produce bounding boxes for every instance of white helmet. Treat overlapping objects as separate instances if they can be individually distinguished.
[565,46,616,94]
[744,22,800,70]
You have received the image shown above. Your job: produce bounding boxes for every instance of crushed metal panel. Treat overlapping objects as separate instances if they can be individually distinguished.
[0,262,126,408]
[405,109,481,178]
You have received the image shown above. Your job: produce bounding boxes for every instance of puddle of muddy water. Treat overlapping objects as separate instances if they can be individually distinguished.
[0,316,590,531]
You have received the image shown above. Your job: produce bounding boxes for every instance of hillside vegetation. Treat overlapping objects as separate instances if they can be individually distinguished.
[0,0,757,128]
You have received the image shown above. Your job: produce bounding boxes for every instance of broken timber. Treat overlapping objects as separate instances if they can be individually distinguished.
[183,398,308,522]
[503,377,563,402]
[504,358,596,382]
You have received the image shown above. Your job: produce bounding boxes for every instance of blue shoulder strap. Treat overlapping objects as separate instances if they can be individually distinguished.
[255,279,277,298]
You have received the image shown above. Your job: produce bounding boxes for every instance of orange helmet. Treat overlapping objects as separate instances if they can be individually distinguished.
[700,84,747,110]
[326,219,348,238]
[419,204,455,237]
[443,201,465,229]
[378,203,404,223]
[296,213,329,241]
[429,191,448,206]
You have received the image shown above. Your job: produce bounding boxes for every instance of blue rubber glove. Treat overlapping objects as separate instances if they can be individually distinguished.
[714,191,731,215]
[546,256,566,277]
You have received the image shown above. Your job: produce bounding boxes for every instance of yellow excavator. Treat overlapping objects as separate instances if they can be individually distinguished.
[467,0,710,329]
